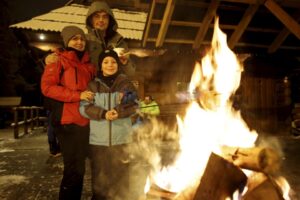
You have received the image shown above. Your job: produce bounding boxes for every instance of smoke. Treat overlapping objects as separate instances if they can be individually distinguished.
[256,135,284,160]
[128,118,181,171]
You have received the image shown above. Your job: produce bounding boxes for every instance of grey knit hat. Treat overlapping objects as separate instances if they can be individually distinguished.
[61,26,85,47]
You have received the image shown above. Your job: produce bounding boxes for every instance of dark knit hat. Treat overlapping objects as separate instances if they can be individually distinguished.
[98,49,121,67]
[61,26,85,47]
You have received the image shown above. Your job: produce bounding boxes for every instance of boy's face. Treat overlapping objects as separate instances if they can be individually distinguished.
[91,11,109,31]
[67,34,86,51]
[101,56,118,76]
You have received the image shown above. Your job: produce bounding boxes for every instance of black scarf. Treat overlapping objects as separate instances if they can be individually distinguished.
[99,72,120,88]
[65,47,85,61]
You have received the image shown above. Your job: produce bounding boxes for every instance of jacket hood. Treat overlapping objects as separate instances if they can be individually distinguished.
[86,1,118,32]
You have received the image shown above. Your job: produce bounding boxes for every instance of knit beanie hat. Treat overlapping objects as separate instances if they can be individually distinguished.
[98,49,121,67]
[61,26,85,47]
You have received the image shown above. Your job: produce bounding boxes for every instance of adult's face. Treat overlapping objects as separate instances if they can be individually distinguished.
[67,34,86,51]
[144,96,151,104]
[91,11,109,31]
[101,56,118,76]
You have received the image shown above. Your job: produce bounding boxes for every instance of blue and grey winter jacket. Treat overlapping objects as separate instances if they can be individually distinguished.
[79,74,138,146]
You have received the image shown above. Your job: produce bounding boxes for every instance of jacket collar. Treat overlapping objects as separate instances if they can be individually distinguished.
[57,50,90,64]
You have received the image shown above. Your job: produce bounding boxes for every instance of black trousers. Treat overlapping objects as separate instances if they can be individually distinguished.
[56,124,89,200]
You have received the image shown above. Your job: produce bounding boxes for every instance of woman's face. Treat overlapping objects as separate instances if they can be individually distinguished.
[101,56,118,76]
[67,34,86,51]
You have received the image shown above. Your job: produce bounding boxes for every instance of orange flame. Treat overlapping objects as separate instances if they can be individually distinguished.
[146,17,290,199]
[152,17,257,194]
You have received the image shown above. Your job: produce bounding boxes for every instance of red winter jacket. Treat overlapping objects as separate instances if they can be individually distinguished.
[41,50,96,126]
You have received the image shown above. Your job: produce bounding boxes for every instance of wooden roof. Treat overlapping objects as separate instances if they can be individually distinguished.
[9,0,300,57]
[139,0,300,57]
[10,3,147,40]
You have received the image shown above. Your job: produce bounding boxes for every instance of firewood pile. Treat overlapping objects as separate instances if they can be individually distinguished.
[146,146,286,200]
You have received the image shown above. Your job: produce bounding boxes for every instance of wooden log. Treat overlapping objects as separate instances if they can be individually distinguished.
[242,174,285,200]
[192,153,247,200]
[173,183,198,200]
[220,146,281,175]
[146,184,176,200]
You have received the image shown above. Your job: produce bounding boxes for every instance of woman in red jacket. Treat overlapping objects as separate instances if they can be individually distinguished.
[41,26,95,200]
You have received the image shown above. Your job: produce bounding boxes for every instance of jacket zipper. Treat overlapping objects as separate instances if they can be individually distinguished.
[75,67,78,84]
[108,91,112,146]
[94,29,107,50]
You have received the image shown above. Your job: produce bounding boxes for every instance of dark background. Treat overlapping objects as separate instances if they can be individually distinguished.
[0,0,69,103]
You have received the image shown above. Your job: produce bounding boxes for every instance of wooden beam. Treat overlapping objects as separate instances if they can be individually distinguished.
[147,37,300,50]
[264,0,300,39]
[268,28,290,53]
[228,4,260,49]
[142,0,156,47]
[149,37,202,44]
[268,12,300,53]
[152,19,280,32]
[222,0,258,4]
[193,0,220,49]
[155,0,176,47]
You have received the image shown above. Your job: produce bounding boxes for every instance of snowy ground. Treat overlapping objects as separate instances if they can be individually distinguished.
[0,127,299,200]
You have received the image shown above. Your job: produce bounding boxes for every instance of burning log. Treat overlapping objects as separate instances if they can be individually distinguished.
[221,146,281,175]
[192,153,247,200]
[146,184,176,200]
[242,173,285,200]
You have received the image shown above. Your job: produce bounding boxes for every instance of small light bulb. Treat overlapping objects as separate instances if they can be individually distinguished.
[39,34,45,40]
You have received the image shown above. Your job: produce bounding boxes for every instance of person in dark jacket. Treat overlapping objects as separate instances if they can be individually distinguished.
[80,49,138,200]
[85,1,135,76]
[41,25,96,200]
[46,1,135,76]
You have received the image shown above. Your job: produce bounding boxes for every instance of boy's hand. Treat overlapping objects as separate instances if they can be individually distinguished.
[80,91,95,101]
[105,109,118,120]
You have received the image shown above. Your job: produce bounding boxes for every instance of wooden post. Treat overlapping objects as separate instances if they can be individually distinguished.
[192,153,247,200]
[13,107,19,139]
[30,107,34,131]
[24,109,28,135]
[36,107,41,127]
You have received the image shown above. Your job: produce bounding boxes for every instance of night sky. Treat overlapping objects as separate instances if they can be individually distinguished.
[8,0,69,24]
